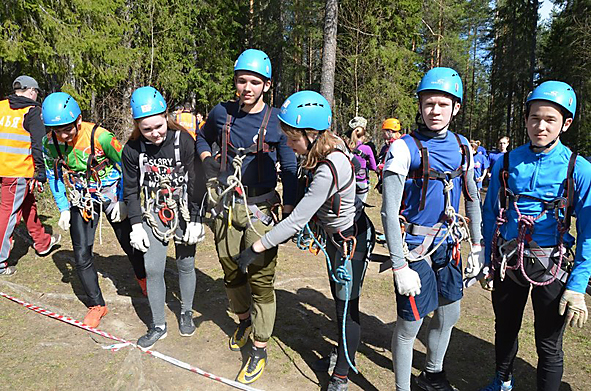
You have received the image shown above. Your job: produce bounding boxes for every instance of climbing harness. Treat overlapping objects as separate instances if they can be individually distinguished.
[139,131,191,242]
[351,147,370,195]
[490,152,577,286]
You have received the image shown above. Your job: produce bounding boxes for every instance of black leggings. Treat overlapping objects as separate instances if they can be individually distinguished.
[70,206,146,307]
[492,273,567,391]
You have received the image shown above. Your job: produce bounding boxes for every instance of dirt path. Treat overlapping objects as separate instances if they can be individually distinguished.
[0,189,589,391]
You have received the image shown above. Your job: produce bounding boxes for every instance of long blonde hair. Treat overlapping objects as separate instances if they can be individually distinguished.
[347,126,366,150]
[129,113,189,141]
[281,124,346,170]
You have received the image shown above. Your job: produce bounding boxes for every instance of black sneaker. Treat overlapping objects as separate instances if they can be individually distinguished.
[236,346,267,384]
[179,310,196,336]
[137,324,167,349]
[229,318,252,351]
[36,234,61,256]
[415,370,457,391]
[310,347,338,373]
[0,266,16,276]
[327,375,348,391]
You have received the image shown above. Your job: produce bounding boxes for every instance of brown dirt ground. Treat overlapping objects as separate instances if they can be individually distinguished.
[0,186,589,391]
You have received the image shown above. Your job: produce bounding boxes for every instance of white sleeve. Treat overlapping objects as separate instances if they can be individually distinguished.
[383,138,411,176]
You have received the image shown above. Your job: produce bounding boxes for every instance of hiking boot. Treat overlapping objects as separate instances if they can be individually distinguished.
[479,372,514,391]
[310,347,338,373]
[82,305,108,328]
[137,324,167,349]
[136,277,147,296]
[0,266,16,276]
[236,346,267,384]
[36,234,61,256]
[229,318,252,351]
[327,375,349,391]
[415,370,457,391]
[179,310,196,336]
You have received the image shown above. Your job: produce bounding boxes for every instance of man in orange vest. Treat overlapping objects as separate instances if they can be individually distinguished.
[173,103,198,139]
[0,75,60,275]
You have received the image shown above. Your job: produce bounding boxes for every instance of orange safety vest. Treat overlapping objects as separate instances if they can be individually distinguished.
[174,111,197,140]
[0,99,34,178]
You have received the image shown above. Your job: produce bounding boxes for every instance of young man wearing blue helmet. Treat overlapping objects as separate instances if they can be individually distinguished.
[122,86,204,349]
[42,92,146,328]
[196,49,298,384]
[381,67,483,391]
[479,81,590,391]
[234,91,375,390]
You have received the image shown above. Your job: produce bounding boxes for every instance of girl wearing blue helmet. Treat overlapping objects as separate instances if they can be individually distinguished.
[234,91,375,390]
[381,67,483,391]
[480,81,590,391]
[122,86,205,349]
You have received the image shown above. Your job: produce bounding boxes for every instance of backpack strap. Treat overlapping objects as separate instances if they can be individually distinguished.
[563,152,578,230]
[453,133,473,202]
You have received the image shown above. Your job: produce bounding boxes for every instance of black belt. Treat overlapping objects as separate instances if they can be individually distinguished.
[245,187,273,197]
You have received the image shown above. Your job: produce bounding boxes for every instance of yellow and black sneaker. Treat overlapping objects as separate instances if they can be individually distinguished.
[236,346,267,384]
[229,318,252,351]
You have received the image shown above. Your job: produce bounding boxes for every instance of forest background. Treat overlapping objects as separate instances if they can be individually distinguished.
[1,0,590,154]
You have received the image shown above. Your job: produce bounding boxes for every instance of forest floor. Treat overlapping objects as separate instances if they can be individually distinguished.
[0,185,589,391]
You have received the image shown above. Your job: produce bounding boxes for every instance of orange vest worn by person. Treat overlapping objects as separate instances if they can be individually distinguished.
[0,99,34,178]
[174,111,197,140]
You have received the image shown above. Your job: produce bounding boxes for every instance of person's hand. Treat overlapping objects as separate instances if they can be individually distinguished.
[465,243,485,278]
[183,221,205,245]
[233,246,260,274]
[559,289,588,328]
[479,266,494,291]
[130,223,150,252]
[203,156,221,180]
[58,210,71,231]
[110,202,127,223]
[393,264,422,296]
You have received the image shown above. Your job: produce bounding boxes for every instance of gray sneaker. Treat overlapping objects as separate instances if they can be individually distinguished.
[137,324,167,349]
[179,310,196,336]
[0,266,16,276]
[36,234,61,256]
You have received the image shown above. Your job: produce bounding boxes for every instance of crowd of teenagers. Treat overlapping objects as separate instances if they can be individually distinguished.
[0,48,589,391]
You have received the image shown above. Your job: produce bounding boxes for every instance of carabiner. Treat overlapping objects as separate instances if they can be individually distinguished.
[158,206,175,225]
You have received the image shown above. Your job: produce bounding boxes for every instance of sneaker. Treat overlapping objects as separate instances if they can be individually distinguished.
[136,277,147,296]
[0,266,16,276]
[310,347,338,373]
[415,370,457,391]
[179,310,196,336]
[236,346,267,384]
[327,375,349,391]
[82,305,108,328]
[229,318,252,351]
[36,234,61,256]
[137,324,167,349]
[479,372,514,391]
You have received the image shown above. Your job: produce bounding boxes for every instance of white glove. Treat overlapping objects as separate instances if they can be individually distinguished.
[58,210,71,231]
[559,289,588,328]
[393,264,422,297]
[110,201,127,223]
[130,223,150,252]
[183,221,205,245]
[465,243,485,278]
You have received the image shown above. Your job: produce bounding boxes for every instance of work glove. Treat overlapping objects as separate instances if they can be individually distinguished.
[109,201,128,223]
[393,263,422,297]
[203,156,221,181]
[559,289,588,328]
[34,168,47,183]
[465,243,485,279]
[130,223,150,252]
[479,266,494,291]
[58,210,71,231]
[183,221,205,245]
[233,246,260,274]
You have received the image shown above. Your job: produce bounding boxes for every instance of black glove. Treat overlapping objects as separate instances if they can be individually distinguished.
[203,156,221,180]
[34,168,47,183]
[233,246,260,274]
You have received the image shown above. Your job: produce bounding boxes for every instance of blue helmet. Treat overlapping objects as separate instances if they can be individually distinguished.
[417,67,463,103]
[130,86,167,119]
[526,81,577,119]
[234,49,272,80]
[278,91,332,131]
[42,92,81,126]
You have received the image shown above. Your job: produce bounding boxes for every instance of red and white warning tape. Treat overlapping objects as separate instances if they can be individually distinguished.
[0,291,263,391]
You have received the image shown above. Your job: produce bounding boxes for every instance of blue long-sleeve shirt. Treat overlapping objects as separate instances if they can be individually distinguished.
[196,101,298,205]
[483,141,591,293]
